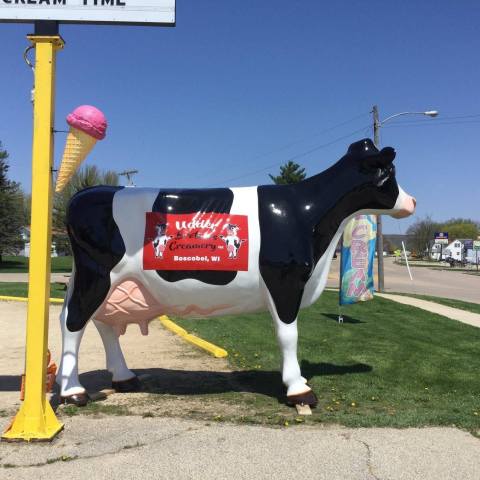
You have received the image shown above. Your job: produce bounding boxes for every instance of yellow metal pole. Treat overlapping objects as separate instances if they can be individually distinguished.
[2,34,64,441]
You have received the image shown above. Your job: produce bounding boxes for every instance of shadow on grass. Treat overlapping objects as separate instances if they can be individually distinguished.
[323,313,365,324]
[0,259,26,271]
[43,361,372,408]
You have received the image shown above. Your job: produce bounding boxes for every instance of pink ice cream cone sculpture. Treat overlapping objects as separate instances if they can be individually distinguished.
[55,105,107,193]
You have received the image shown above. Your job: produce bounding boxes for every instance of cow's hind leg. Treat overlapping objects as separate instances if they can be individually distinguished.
[93,320,141,392]
[57,298,89,406]
[266,297,318,407]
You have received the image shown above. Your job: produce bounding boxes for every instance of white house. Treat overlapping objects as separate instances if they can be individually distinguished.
[18,227,58,258]
[443,239,464,261]
[430,238,479,264]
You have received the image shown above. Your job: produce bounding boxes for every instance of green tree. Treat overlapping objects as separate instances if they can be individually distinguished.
[53,165,119,255]
[22,192,31,223]
[406,215,441,258]
[269,161,306,185]
[0,142,25,263]
[439,218,479,240]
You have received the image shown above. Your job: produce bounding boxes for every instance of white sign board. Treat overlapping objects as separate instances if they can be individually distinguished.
[0,0,175,25]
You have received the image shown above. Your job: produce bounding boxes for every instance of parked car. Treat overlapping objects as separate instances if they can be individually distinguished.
[446,256,467,268]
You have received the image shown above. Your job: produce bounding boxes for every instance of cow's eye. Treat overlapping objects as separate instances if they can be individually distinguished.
[376,165,395,187]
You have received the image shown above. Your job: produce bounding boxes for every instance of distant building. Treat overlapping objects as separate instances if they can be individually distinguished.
[443,239,464,261]
[430,238,475,263]
[18,227,58,258]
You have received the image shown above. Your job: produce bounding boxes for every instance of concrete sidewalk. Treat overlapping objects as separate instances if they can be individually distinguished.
[376,293,480,328]
[1,416,480,480]
[0,273,70,283]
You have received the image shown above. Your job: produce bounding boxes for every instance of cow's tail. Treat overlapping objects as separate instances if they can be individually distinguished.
[64,186,125,332]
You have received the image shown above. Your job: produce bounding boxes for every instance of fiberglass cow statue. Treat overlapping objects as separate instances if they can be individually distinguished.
[57,139,416,407]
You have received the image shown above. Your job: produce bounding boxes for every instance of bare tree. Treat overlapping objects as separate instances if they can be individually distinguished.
[406,216,441,258]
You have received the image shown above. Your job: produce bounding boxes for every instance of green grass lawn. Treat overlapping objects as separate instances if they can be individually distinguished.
[0,256,72,273]
[174,291,480,431]
[392,293,480,315]
[0,282,66,299]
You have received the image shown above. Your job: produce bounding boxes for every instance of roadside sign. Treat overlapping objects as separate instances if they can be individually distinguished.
[0,0,175,26]
[434,232,449,245]
[473,241,480,251]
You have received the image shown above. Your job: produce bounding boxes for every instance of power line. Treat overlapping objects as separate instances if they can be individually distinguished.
[206,111,480,187]
[383,119,480,128]
[380,113,480,126]
[200,111,370,179]
[208,123,371,186]
[248,111,370,160]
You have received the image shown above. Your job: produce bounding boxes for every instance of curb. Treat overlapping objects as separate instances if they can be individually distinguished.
[158,315,228,358]
[0,295,63,304]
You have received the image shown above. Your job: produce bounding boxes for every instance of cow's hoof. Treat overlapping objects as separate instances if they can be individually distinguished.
[286,390,318,408]
[112,376,142,393]
[61,392,90,407]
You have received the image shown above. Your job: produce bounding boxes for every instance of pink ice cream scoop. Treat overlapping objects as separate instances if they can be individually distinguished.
[66,105,107,140]
[55,105,108,192]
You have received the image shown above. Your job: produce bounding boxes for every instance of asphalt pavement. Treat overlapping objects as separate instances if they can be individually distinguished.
[328,256,480,304]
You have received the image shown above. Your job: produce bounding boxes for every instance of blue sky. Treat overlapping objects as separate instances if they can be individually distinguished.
[1,1,479,233]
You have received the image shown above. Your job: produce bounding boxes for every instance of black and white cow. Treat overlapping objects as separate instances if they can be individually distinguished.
[57,139,415,406]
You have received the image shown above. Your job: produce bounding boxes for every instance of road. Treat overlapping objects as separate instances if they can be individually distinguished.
[328,256,480,304]
[1,257,479,304]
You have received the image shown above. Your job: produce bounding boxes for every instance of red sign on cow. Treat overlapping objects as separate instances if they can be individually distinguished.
[143,212,249,271]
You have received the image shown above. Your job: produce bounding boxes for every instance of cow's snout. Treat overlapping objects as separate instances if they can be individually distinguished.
[391,187,416,219]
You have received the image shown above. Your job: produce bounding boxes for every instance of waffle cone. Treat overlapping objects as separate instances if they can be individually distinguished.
[55,128,98,192]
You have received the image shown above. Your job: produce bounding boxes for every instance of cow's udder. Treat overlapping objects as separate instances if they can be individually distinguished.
[95,278,233,336]
[95,279,163,336]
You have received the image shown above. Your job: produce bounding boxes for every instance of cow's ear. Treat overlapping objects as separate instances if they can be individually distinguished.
[379,146,396,165]
[362,146,396,170]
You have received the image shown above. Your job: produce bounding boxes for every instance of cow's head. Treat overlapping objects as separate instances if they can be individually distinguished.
[342,138,416,219]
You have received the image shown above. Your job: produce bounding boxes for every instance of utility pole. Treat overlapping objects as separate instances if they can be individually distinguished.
[372,105,385,292]
[118,169,139,187]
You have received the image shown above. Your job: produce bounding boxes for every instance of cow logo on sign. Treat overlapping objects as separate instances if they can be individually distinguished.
[220,223,246,259]
[143,212,249,271]
[152,223,172,259]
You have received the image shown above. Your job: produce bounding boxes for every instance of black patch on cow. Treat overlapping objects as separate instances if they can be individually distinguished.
[257,184,314,324]
[258,139,399,324]
[66,186,126,332]
[152,188,236,285]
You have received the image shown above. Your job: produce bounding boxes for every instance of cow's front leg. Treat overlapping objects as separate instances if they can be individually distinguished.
[57,304,89,406]
[266,300,317,407]
[93,320,141,393]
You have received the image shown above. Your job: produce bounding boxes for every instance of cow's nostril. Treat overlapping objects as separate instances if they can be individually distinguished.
[412,197,417,209]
